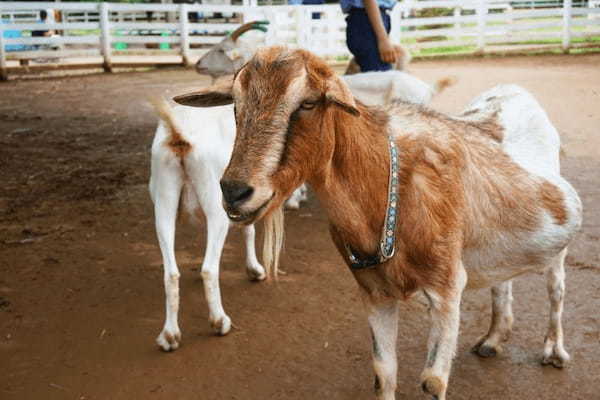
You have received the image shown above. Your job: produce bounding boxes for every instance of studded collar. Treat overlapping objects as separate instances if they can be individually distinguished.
[344,137,399,270]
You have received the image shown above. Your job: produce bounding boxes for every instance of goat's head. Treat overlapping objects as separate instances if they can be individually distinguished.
[176,46,359,224]
[195,21,268,79]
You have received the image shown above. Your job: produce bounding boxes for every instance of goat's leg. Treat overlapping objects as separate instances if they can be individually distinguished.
[243,225,266,281]
[364,296,399,400]
[200,208,232,335]
[421,263,467,400]
[542,247,570,368]
[472,281,514,358]
[151,165,183,351]
[284,183,308,210]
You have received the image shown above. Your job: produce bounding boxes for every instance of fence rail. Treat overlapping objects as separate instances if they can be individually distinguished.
[2,1,600,80]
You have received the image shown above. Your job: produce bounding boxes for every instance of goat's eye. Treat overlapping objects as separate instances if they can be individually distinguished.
[300,101,317,110]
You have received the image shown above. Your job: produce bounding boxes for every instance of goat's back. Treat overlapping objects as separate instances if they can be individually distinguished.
[458,84,561,178]
[342,71,435,106]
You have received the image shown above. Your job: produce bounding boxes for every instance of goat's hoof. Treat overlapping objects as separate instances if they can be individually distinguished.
[246,265,266,281]
[157,329,181,352]
[211,315,231,336]
[421,376,445,400]
[284,200,300,210]
[541,347,570,369]
[471,340,499,358]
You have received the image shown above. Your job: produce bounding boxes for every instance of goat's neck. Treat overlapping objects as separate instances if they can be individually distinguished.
[308,106,391,258]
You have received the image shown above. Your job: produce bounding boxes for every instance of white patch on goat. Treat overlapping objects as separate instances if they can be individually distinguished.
[257,68,309,182]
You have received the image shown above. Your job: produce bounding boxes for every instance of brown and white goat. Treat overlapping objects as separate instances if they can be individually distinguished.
[173,47,582,400]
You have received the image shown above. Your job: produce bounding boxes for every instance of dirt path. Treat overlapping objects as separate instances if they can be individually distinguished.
[1,54,599,400]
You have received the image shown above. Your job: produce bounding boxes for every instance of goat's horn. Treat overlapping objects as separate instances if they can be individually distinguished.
[229,20,270,41]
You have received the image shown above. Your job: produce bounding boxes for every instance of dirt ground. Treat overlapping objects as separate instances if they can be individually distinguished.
[1,54,599,400]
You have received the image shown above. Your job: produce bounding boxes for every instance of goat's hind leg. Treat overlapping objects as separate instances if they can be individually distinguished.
[542,247,570,368]
[150,162,183,351]
[472,281,514,358]
[199,207,232,335]
[243,225,266,281]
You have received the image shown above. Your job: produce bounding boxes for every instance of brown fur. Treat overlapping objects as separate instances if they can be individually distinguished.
[540,180,568,225]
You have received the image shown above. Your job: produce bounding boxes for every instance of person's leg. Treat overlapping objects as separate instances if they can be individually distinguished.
[346,8,392,72]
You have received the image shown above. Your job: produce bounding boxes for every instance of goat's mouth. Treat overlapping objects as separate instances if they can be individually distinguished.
[225,193,275,224]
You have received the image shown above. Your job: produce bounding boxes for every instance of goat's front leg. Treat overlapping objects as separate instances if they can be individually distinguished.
[542,247,570,368]
[151,166,183,351]
[364,296,399,400]
[421,263,467,400]
[472,280,514,357]
[243,225,266,281]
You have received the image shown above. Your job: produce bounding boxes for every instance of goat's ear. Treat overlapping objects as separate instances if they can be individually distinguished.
[325,75,360,116]
[173,77,233,107]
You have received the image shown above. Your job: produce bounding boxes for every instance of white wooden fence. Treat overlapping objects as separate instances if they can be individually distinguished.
[1,1,600,80]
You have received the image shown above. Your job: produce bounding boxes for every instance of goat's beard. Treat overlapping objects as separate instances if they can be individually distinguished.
[262,206,285,281]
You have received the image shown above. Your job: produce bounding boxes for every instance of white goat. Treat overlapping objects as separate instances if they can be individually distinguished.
[195,21,269,81]
[150,102,249,349]
[149,95,308,350]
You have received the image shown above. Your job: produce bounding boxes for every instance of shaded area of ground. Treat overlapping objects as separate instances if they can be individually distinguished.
[1,54,599,400]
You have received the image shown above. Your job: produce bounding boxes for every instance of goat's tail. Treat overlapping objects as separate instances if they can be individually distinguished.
[151,97,192,158]
[434,77,456,94]
[150,97,198,222]
[262,206,285,281]
[151,98,183,141]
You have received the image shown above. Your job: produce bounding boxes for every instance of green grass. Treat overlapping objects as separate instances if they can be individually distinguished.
[415,45,477,56]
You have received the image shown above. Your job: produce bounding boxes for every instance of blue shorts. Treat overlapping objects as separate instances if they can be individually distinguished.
[346,7,392,72]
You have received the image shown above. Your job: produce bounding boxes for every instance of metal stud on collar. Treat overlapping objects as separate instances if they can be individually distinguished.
[380,139,398,260]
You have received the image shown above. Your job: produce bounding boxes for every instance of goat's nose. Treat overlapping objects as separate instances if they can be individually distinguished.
[220,180,254,207]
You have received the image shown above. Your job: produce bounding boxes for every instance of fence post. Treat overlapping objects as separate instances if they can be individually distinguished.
[0,25,8,81]
[562,0,572,53]
[99,2,112,72]
[389,5,402,43]
[264,9,275,46]
[476,0,487,54]
[179,3,191,66]
[453,7,461,40]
